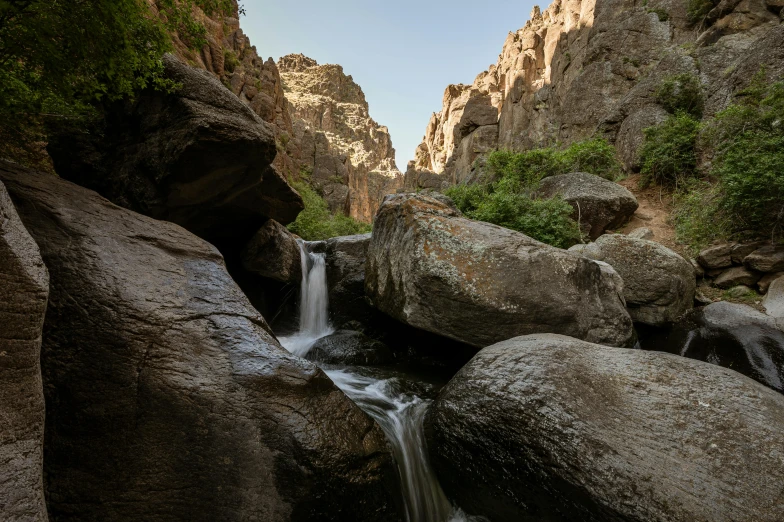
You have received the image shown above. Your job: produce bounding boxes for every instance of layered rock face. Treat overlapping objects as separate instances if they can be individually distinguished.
[415,0,784,182]
[0,162,399,522]
[426,334,784,521]
[0,181,49,522]
[365,193,634,348]
[278,54,404,221]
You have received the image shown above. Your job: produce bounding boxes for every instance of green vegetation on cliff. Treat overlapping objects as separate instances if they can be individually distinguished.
[446,139,621,248]
[287,182,371,240]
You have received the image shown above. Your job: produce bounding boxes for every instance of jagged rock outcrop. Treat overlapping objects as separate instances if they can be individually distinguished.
[48,54,303,243]
[278,54,404,221]
[0,161,399,522]
[415,0,784,182]
[241,219,302,284]
[0,180,49,522]
[426,334,784,521]
[365,193,634,348]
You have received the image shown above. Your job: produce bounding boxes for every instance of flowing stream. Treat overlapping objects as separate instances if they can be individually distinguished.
[279,241,474,522]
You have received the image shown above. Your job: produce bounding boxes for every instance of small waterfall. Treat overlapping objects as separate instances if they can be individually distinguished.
[283,241,333,357]
[280,243,479,522]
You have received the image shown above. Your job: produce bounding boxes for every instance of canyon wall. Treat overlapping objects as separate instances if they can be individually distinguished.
[161,2,401,223]
[410,0,784,186]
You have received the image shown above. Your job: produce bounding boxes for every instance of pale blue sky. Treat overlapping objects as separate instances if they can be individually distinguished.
[243,0,538,169]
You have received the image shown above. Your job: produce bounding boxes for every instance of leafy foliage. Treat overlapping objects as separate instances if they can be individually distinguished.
[639,112,701,188]
[156,0,235,49]
[444,139,620,248]
[656,74,704,118]
[287,182,372,240]
[687,0,718,25]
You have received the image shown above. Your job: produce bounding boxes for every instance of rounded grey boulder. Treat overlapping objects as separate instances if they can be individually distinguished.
[426,334,784,522]
[365,193,634,348]
[307,331,394,366]
[536,172,638,240]
[570,234,695,326]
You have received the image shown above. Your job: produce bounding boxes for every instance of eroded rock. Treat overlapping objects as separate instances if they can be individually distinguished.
[0,179,49,522]
[570,234,695,325]
[0,161,399,522]
[366,193,634,348]
[241,219,302,284]
[426,333,784,521]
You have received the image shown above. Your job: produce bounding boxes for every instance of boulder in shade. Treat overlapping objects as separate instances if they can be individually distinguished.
[698,244,735,269]
[0,161,399,522]
[714,266,762,289]
[746,245,784,273]
[426,334,784,521]
[365,193,634,348]
[47,54,304,243]
[306,331,394,366]
[570,234,695,326]
[638,302,784,392]
[0,180,49,522]
[536,172,638,240]
[241,219,302,284]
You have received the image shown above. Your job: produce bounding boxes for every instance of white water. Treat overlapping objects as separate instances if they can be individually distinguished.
[279,241,478,522]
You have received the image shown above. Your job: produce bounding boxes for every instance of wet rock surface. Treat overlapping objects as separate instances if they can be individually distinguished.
[307,331,394,366]
[426,333,784,521]
[366,193,634,348]
[536,172,638,240]
[47,54,304,243]
[638,302,784,392]
[0,162,399,522]
[570,234,695,326]
[0,177,49,522]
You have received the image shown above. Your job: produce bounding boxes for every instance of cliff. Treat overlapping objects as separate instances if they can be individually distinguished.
[162,3,401,222]
[411,0,784,186]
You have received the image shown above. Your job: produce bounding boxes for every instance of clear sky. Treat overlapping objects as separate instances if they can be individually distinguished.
[243,0,538,169]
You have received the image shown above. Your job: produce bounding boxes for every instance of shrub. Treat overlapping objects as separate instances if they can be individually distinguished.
[224,49,240,73]
[687,0,718,25]
[287,182,371,240]
[656,74,704,118]
[561,138,622,180]
[639,112,701,187]
[673,179,732,251]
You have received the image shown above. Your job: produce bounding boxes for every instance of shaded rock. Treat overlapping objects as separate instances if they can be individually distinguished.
[691,258,706,278]
[536,172,638,240]
[0,162,399,522]
[366,193,634,348]
[714,266,762,289]
[759,271,784,293]
[325,233,374,329]
[616,105,670,171]
[764,276,784,319]
[731,241,769,264]
[47,54,304,243]
[241,219,302,284]
[698,243,735,269]
[306,331,394,366]
[746,245,784,273]
[426,334,784,521]
[0,180,49,521]
[628,227,654,240]
[569,235,695,326]
[639,302,784,392]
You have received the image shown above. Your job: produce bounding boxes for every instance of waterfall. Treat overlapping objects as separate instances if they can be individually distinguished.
[282,241,333,357]
[279,243,479,522]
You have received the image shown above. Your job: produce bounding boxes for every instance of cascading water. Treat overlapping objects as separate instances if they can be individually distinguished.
[279,241,477,522]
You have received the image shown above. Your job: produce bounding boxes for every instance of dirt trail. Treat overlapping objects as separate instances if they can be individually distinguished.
[617,174,684,255]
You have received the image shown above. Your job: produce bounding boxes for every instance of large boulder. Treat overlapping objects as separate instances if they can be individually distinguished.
[0,161,399,521]
[745,245,784,273]
[0,181,49,521]
[365,193,634,348]
[47,54,304,243]
[536,172,638,240]
[569,235,695,325]
[764,276,784,320]
[638,302,784,392]
[426,334,784,522]
[325,233,374,329]
[241,219,302,284]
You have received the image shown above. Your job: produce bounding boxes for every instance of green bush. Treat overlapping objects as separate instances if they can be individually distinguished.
[673,179,732,250]
[639,112,701,187]
[287,182,371,240]
[483,138,622,187]
[656,74,704,118]
[224,49,241,73]
[687,0,717,25]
